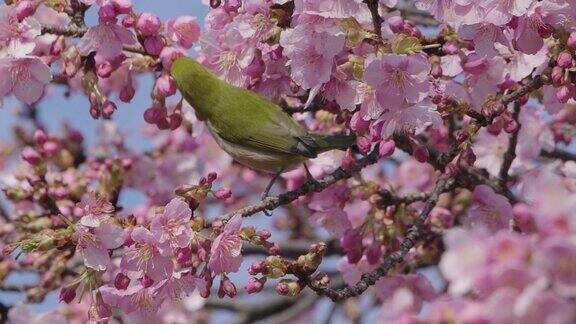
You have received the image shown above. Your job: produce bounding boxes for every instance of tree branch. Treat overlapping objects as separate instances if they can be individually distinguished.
[541,148,576,162]
[0,201,9,222]
[242,239,340,258]
[216,149,380,223]
[498,103,521,184]
[41,25,147,55]
[364,0,383,39]
[313,175,453,301]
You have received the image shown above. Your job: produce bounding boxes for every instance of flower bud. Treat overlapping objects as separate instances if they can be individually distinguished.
[155,74,177,97]
[119,84,135,103]
[112,0,132,14]
[556,85,573,103]
[276,280,300,297]
[431,64,442,78]
[15,1,34,21]
[22,147,42,165]
[122,15,136,28]
[33,129,47,145]
[388,16,404,33]
[557,51,573,69]
[59,285,77,304]
[248,260,265,275]
[504,118,518,133]
[218,276,237,298]
[551,66,564,86]
[258,229,271,241]
[366,244,382,265]
[413,145,429,163]
[378,139,395,157]
[144,35,165,56]
[356,136,371,155]
[114,273,130,290]
[214,187,232,200]
[139,275,154,288]
[568,32,576,49]
[137,12,161,36]
[102,100,117,119]
[245,277,266,294]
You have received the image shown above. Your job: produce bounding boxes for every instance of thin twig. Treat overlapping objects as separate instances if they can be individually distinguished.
[242,239,340,258]
[498,103,521,184]
[364,0,383,39]
[0,201,9,222]
[313,175,453,301]
[541,149,576,162]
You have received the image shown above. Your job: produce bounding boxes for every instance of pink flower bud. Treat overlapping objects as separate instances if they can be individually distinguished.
[59,286,77,304]
[121,15,136,28]
[275,282,289,296]
[366,244,382,265]
[556,85,573,103]
[378,139,395,157]
[248,260,265,275]
[245,277,266,294]
[112,0,132,14]
[356,136,371,155]
[22,147,42,165]
[431,64,442,78]
[168,112,182,130]
[160,47,185,70]
[137,12,161,37]
[42,140,59,156]
[504,118,518,133]
[413,145,429,163]
[207,172,218,182]
[557,51,573,69]
[119,84,135,103]
[513,203,533,224]
[139,275,154,288]
[258,230,271,241]
[96,61,114,78]
[102,100,117,119]
[114,273,130,290]
[144,35,165,56]
[341,149,355,171]
[219,277,237,298]
[155,74,177,97]
[568,32,576,49]
[214,187,232,200]
[350,111,370,132]
[33,129,47,145]
[267,242,280,255]
[15,1,34,21]
[388,16,404,33]
[551,66,564,86]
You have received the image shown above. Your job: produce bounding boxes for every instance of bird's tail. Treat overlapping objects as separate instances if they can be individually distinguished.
[311,133,356,153]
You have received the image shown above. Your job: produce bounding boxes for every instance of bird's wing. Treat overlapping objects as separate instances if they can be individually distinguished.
[208,86,320,158]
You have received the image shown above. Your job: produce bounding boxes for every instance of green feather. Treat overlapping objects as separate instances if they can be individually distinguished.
[171,57,355,170]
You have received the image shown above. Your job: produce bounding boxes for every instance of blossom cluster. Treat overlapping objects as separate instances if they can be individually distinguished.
[0,0,575,323]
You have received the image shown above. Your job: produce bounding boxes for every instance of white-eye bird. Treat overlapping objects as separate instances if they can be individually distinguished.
[170,57,355,198]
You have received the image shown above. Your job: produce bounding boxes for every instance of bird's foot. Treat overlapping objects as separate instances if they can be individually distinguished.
[260,170,283,216]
